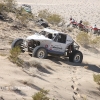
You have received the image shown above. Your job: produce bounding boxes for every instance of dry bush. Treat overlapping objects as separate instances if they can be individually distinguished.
[3,0,17,12]
[90,36,100,48]
[32,89,50,100]
[38,9,50,19]
[0,2,6,13]
[15,7,34,26]
[9,46,23,66]
[93,74,100,89]
[76,32,90,47]
[77,32,100,48]
[38,9,62,25]
[32,89,55,100]
[47,13,62,25]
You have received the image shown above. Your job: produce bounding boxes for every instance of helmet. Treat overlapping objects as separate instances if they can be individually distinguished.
[80,20,82,23]
[70,17,72,20]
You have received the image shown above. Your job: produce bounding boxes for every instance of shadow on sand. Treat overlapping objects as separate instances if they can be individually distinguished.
[23,61,52,74]
[13,89,26,96]
[47,56,100,73]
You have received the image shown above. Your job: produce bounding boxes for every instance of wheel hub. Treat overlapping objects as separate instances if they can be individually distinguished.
[37,50,45,58]
[74,55,80,62]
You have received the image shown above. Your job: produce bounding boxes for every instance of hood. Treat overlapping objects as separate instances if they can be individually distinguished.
[26,33,51,41]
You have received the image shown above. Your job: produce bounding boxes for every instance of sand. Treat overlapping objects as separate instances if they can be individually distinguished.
[0,0,100,100]
[0,53,100,100]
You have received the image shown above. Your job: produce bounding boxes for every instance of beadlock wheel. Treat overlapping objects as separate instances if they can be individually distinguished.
[37,49,45,58]
[69,50,83,63]
[32,46,47,59]
[73,54,81,63]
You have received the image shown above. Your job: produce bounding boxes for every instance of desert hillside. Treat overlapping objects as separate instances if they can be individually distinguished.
[17,0,100,27]
[0,0,100,100]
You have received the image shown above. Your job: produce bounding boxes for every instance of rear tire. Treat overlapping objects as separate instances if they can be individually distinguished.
[11,38,24,52]
[69,50,83,63]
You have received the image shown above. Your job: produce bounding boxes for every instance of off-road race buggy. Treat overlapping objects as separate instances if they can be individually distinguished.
[11,28,83,63]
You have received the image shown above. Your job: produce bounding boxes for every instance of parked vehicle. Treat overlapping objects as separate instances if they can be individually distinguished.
[77,23,89,33]
[90,27,100,35]
[67,21,78,28]
[21,4,32,13]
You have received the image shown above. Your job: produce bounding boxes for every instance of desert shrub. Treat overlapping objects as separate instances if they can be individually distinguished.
[0,2,6,13]
[93,74,100,89]
[32,89,55,100]
[47,13,62,25]
[38,9,62,25]
[32,89,50,100]
[3,0,17,12]
[77,32,100,48]
[15,7,34,26]
[9,46,23,66]
[90,36,100,47]
[76,32,90,47]
[38,9,51,19]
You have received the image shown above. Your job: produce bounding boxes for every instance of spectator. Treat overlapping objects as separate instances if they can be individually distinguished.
[92,25,98,34]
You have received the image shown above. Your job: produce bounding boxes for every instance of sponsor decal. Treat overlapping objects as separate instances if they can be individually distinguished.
[50,45,62,50]
[45,45,48,48]
[50,45,53,50]
[52,46,62,49]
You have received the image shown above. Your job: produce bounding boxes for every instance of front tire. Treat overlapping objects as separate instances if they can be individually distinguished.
[69,50,83,63]
[32,46,47,59]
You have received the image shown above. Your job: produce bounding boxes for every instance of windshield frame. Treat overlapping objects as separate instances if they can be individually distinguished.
[39,31,57,40]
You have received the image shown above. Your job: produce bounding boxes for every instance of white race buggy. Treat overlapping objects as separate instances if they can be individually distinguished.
[11,28,83,63]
